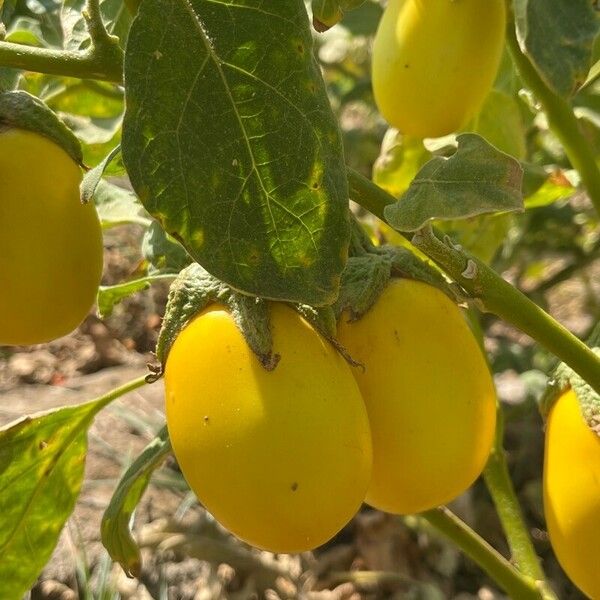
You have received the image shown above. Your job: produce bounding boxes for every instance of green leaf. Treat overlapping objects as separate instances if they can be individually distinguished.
[469,89,526,159]
[80,145,121,203]
[101,426,170,578]
[384,134,524,232]
[94,179,151,229]
[97,274,175,318]
[5,16,47,46]
[373,130,432,198]
[0,402,98,599]
[524,172,575,209]
[60,113,123,145]
[142,221,192,274]
[513,0,599,97]
[122,0,350,306]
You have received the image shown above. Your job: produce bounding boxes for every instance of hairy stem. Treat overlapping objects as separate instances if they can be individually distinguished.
[422,507,545,599]
[0,42,122,82]
[506,21,600,216]
[483,409,558,598]
[347,167,600,395]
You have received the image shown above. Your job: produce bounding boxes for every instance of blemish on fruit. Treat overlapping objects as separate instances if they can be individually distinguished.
[291,482,298,491]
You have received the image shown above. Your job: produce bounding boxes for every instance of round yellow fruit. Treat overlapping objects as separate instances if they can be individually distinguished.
[544,388,600,599]
[0,128,103,345]
[337,278,496,514]
[372,0,506,138]
[165,303,373,553]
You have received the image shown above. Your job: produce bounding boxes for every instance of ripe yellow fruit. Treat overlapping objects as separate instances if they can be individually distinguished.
[337,278,496,514]
[372,0,506,138]
[165,303,373,553]
[544,388,600,599]
[0,128,103,345]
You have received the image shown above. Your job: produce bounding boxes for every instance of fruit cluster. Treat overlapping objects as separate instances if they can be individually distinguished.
[165,279,497,553]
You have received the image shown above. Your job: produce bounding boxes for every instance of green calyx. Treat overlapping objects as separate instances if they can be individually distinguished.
[0,91,83,164]
[541,321,600,434]
[333,218,460,323]
[154,263,277,379]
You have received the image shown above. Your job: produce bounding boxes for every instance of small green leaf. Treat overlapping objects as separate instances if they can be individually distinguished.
[80,145,121,203]
[0,402,99,599]
[524,173,574,209]
[384,134,524,232]
[142,221,192,274]
[373,130,432,198]
[513,0,599,97]
[469,90,526,159]
[94,179,151,229]
[97,274,175,318]
[60,113,123,146]
[101,426,170,578]
[122,0,350,305]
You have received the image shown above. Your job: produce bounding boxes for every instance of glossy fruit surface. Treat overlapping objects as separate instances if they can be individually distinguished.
[544,389,600,599]
[372,0,506,138]
[165,303,372,553]
[0,128,103,345]
[337,278,496,514]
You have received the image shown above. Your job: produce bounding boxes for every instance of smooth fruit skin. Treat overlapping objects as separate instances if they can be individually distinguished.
[544,389,600,599]
[0,129,103,345]
[165,303,372,553]
[337,279,496,514]
[372,0,506,138]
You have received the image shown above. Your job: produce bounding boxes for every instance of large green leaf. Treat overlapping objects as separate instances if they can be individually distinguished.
[0,403,96,599]
[384,134,523,232]
[513,0,599,97]
[0,377,146,599]
[101,426,171,577]
[122,0,350,305]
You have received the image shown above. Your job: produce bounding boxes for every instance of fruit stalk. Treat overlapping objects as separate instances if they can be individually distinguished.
[422,507,545,599]
[506,20,600,216]
[346,168,600,395]
[483,408,558,599]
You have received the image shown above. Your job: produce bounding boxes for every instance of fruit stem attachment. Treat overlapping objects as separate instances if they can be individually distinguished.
[483,408,558,599]
[505,19,600,216]
[346,168,600,395]
[422,507,545,599]
[0,0,123,83]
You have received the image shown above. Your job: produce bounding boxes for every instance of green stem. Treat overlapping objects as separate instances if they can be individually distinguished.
[483,409,557,598]
[413,227,600,395]
[422,507,543,599]
[0,42,122,82]
[0,0,123,83]
[93,374,149,414]
[346,168,600,395]
[506,21,600,216]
